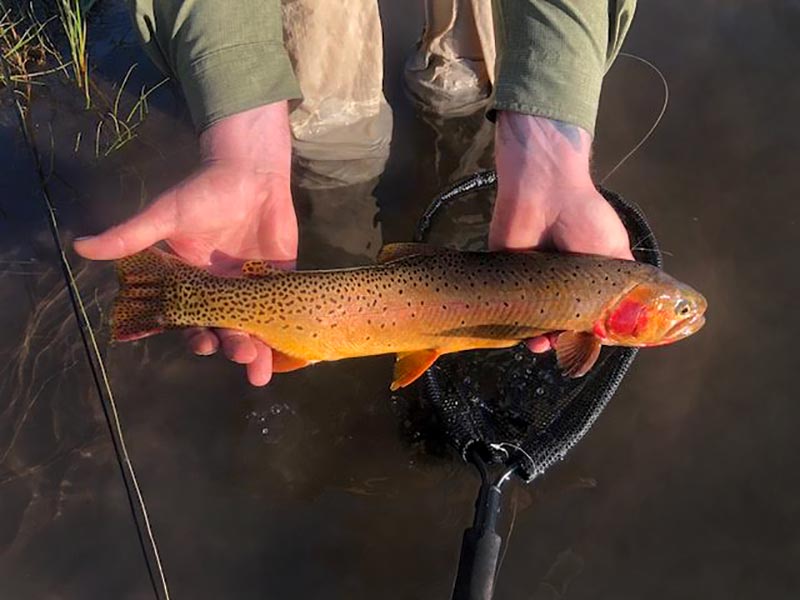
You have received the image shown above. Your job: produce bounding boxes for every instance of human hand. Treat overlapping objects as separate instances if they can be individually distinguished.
[75,102,297,386]
[489,112,633,353]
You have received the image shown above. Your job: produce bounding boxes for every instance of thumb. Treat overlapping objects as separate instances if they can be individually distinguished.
[74,193,177,260]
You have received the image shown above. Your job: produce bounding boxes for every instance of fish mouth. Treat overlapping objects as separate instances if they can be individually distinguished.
[664,312,706,341]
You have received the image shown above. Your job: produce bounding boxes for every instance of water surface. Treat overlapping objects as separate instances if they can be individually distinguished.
[1,1,798,598]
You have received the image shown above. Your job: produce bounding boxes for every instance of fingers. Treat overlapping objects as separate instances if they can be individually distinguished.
[186,327,273,387]
[487,195,548,252]
[185,328,219,356]
[525,332,560,354]
[217,329,258,364]
[74,191,178,260]
[246,339,273,387]
[526,336,553,353]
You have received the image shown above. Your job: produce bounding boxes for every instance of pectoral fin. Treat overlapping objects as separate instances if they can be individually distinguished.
[391,349,441,390]
[271,350,311,373]
[555,332,602,378]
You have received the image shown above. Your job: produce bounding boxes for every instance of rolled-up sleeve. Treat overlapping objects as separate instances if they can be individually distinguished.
[127,0,301,132]
[491,0,637,135]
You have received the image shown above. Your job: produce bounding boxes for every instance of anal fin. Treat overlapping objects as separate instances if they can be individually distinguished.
[555,332,602,378]
[391,349,440,390]
[271,350,311,373]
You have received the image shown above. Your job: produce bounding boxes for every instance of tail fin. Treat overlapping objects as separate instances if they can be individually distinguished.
[111,248,181,342]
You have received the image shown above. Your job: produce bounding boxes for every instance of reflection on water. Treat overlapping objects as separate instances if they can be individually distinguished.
[2,0,800,598]
[293,174,383,269]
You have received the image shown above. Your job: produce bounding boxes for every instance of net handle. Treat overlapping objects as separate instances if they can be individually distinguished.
[451,449,518,600]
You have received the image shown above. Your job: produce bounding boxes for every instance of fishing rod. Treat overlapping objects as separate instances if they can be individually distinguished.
[0,59,170,600]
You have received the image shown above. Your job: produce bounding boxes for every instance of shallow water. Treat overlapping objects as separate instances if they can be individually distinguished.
[1,1,799,598]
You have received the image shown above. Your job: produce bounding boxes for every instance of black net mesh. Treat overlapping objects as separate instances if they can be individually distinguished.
[409,171,662,482]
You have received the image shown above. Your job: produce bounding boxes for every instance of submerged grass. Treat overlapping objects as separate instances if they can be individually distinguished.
[0,7,66,105]
[94,63,168,157]
[2,2,167,157]
[56,0,89,107]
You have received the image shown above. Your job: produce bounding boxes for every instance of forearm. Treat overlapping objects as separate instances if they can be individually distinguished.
[126,0,301,131]
[491,0,637,135]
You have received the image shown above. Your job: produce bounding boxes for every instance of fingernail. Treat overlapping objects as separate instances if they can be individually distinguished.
[74,236,94,242]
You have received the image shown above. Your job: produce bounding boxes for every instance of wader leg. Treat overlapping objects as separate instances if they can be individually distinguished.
[404,0,496,117]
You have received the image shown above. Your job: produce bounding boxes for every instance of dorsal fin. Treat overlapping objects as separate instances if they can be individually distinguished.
[241,260,284,278]
[377,242,446,263]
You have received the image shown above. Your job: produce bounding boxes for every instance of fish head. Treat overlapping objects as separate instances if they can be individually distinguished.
[598,274,707,347]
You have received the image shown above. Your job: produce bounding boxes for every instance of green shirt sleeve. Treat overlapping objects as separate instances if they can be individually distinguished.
[491,0,637,135]
[127,0,301,132]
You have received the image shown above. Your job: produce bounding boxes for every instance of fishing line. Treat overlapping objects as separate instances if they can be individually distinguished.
[1,63,170,600]
[600,52,670,184]
[495,489,519,583]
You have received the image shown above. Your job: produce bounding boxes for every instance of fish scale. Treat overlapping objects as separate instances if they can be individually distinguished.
[129,251,647,349]
[111,244,706,389]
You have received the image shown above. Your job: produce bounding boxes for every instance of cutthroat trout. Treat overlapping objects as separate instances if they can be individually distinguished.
[112,244,707,389]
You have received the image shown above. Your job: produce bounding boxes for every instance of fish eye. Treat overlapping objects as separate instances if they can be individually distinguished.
[675,299,691,316]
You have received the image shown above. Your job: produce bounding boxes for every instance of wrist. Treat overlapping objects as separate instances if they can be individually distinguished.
[495,112,594,198]
[491,113,597,250]
[199,101,292,176]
